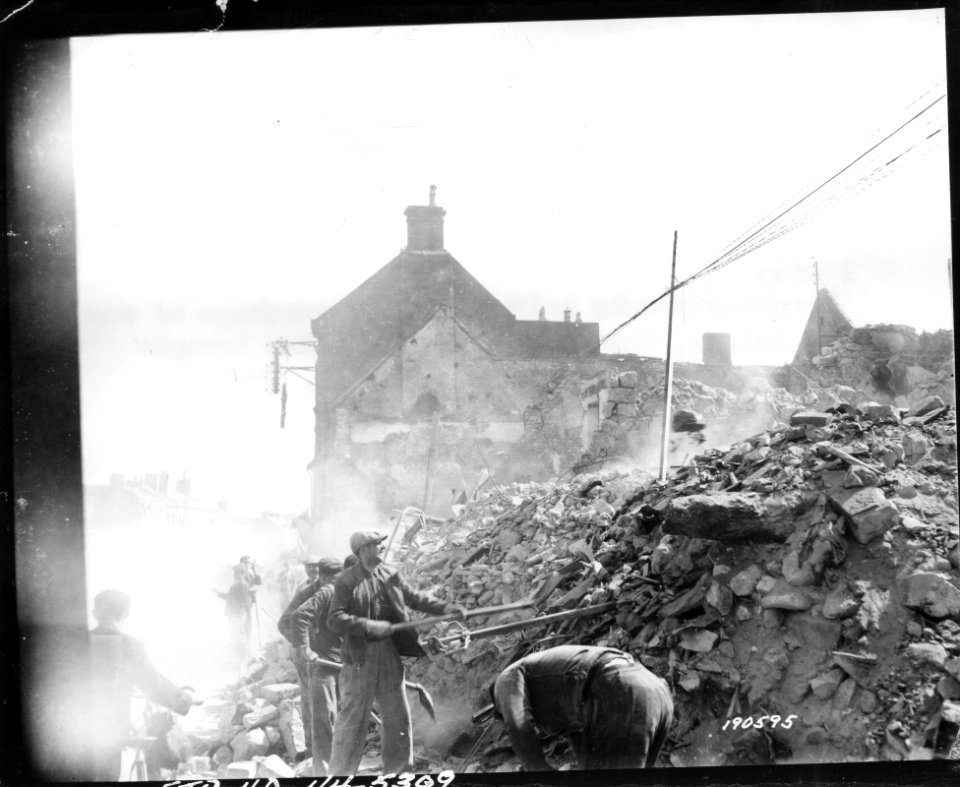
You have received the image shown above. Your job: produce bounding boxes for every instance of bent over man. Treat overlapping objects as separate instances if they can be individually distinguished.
[491,645,673,771]
[327,531,463,775]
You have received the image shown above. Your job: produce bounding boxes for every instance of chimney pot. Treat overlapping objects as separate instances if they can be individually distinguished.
[563,308,571,323]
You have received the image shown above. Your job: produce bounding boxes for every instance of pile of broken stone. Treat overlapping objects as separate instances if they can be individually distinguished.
[165,639,320,779]
[396,394,960,770]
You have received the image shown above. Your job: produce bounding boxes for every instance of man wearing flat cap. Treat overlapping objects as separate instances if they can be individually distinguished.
[327,531,463,775]
[279,556,341,757]
[290,556,348,775]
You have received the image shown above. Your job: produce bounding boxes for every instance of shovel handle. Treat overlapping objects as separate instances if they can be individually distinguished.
[387,600,534,634]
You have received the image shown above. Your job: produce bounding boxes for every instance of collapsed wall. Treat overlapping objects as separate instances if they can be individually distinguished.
[798,325,954,407]
[395,395,959,770]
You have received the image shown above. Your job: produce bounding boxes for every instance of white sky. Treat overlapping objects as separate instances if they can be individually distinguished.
[70,10,952,515]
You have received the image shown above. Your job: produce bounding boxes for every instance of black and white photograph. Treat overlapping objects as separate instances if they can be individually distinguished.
[4,2,958,784]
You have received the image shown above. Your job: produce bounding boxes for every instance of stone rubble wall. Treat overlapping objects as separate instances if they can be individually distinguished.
[396,396,959,771]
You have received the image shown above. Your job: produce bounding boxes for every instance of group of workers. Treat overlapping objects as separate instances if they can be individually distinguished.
[88,530,674,780]
[279,530,674,775]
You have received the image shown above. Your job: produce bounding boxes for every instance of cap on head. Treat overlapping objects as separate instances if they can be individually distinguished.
[317,557,342,575]
[93,589,131,624]
[349,531,388,555]
[342,553,358,570]
[301,554,321,566]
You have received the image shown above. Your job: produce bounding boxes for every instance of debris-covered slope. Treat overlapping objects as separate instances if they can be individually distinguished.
[396,396,960,771]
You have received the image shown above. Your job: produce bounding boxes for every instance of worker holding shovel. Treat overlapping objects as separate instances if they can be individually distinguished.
[326,531,467,776]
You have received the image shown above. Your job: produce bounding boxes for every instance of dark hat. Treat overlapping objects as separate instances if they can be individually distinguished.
[343,553,358,570]
[349,531,388,555]
[317,557,342,575]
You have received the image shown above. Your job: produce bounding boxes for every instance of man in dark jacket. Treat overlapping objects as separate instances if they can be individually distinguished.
[291,558,345,775]
[278,556,340,758]
[491,645,673,771]
[327,531,462,775]
[89,589,194,781]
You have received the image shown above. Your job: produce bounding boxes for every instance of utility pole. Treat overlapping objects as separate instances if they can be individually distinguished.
[658,231,679,482]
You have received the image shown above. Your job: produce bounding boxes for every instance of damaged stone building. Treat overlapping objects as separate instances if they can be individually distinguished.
[307,189,785,520]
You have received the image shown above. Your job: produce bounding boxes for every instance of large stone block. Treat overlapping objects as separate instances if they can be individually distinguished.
[828,487,899,544]
[257,755,296,778]
[278,698,306,758]
[790,411,834,427]
[243,704,279,729]
[903,573,960,619]
[230,728,269,760]
[260,683,301,705]
[663,493,794,542]
[225,761,259,779]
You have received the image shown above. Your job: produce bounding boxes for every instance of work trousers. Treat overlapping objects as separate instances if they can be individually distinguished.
[578,659,674,769]
[306,663,339,775]
[328,639,413,775]
[293,649,314,751]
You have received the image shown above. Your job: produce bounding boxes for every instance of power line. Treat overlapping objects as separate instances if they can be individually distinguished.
[579,86,946,357]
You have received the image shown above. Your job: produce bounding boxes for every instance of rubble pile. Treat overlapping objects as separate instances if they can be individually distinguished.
[167,640,318,780]
[804,326,955,407]
[397,396,959,770]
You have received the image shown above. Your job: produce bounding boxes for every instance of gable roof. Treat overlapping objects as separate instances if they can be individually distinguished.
[312,249,518,407]
[793,288,854,364]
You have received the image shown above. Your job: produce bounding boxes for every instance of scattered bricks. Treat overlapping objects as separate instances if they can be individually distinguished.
[212,745,233,767]
[662,493,793,543]
[906,642,949,668]
[294,759,316,777]
[243,704,279,729]
[744,446,772,464]
[730,565,763,596]
[678,629,718,653]
[278,698,306,759]
[908,396,945,418]
[938,677,960,700]
[735,604,753,622]
[822,587,859,620]
[760,581,815,611]
[257,754,296,778]
[902,433,932,466]
[810,668,846,700]
[947,658,960,678]
[879,444,905,470]
[618,371,638,388]
[260,684,301,706]
[859,690,878,713]
[265,726,282,747]
[187,756,212,775]
[660,574,711,617]
[225,761,259,779]
[756,574,778,595]
[706,582,734,616]
[230,728,269,760]
[842,466,880,488]
[861,403,900,421]
[828,487,900,544]
[790,411,834,427]
[833,678,857,709]
[903,573,960,619]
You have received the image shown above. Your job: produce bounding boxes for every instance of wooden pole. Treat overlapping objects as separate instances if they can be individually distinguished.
[658,231,679,482]
[421,412,441,512]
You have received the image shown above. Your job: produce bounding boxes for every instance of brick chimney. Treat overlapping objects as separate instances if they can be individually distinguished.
[404,185,445,251]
